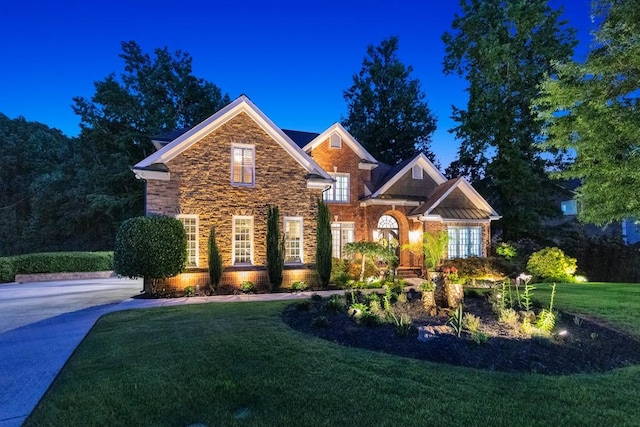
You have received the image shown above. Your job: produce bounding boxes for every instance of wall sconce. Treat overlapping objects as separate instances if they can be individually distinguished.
[409,230,421,243]
[372,230,381,241]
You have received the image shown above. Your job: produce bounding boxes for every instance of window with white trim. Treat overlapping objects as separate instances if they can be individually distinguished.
[284,217,303,263]
[233,216,253,264]
[447,226,482,259]
[231,144,255,186]
[412,165,423,180]
[331,222,355,258]
[177,215,198,267]
[330,133,342,149]
[323,173,349,203]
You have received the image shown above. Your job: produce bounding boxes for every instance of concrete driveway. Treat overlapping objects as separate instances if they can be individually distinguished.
[0,278,142,427]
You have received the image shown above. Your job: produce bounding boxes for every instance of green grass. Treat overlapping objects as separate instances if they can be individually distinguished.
[27,284,640,426]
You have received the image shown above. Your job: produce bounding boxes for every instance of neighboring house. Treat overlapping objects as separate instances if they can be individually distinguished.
[132,95,500,291]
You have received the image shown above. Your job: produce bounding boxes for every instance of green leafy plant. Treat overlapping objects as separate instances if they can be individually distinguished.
[388,312,413,336]
[499,308,518,325]
[240,281,254,294]
[419,280,435,292]
[519,283,536,311]
[402,230,448,274]
[397,292,408,303]
[536,283,557,333]
[311,293,323,302]
[496,242,517,259]
[290,280,308,292]
[184,286,195,297]
[312,316,330,328]
[344,241,397,282]
[447,304,464,337]
[471,331,489,344]
[359,311,382,326]
[325,294,345,312]
[382,284,393,312]
[527,247,577,283]
[315,198,332,289]
[462,313,481,333]
[208,227,223,292]
[266,205,285,292]
[348,302,368,320]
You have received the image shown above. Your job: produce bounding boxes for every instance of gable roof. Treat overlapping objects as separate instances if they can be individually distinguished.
[133,96,333,184]
[282,129,319,148]
[303,123,378,164]
[369,153,447,198]
[409,177,500,221]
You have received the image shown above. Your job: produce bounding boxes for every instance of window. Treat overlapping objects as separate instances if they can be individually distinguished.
[231,144,255,186]
[331,222,355,258]
[561,200,577,216]
[177,215,198,267]
[233,216,253,264]
[323,173,349,203]
[412,165,423,180]
[448,226,482,259]
[330,133,342,149]
[284,217,303,263]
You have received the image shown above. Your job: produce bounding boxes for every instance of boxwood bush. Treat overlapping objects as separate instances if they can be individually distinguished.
[0,252,114,283]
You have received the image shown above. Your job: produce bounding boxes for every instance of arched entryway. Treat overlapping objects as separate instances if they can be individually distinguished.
[375,214,400,258]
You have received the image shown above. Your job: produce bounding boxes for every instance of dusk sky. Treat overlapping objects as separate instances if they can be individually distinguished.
[2,0,594,167]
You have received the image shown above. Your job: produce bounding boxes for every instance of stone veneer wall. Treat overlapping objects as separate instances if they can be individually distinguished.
[145,112,324,270]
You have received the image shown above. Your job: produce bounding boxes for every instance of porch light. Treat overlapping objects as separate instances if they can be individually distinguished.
[373,230,381,241]
[409,230,421,243]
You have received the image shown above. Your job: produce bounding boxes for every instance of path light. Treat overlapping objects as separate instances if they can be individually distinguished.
[558,330,568,337]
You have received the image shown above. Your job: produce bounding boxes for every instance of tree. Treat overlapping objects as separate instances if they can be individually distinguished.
[442,0,576,240]
[535,0,640,225]
[401,230,448,275]
[208,226,223,292]
[344,241,397,282]
[343,36,437,165]
[315,198,332,289]
[114,216,187,294]
[266,205,284,291]
[71,41,230,249]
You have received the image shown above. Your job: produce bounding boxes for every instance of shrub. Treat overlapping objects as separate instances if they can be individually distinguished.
[0,252,114,283]
[311,293,323,302]
[527,247,577,282]
[330,258,352,287]
[388,312,412,336]
[240,281,254,294]
[184,286,195,297]
[208,227,223,292]
[312,316,330,328]
[290,280,308,292]
[266,205,284,291]
[114,216,186,293]
[442,256,512,284]
[499,308,518,325]
[462,313,481,333]
[419,280,435,292]
[359,311,382,326]
[325,294,345,312]
[348,302,368,319]
[316,199,332,289]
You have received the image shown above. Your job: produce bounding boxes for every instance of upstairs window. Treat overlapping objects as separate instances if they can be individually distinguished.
[231,144,255,186]
[561,200,577,216]
[323,173,349,203]
[330,133,342,149]
[284,217,303,263]
[412,165,423,180]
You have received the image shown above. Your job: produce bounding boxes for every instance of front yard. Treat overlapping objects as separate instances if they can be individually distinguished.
[26,283,640,426]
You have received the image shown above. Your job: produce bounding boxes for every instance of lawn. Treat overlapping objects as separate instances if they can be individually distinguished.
[26,283,640,426]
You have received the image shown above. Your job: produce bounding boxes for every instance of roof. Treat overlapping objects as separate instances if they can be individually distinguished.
[133,95,333,184]
[431,207,496,220]
[303,123,378,164]
[368,153,447,198]
[370,158,413,192]
[152,127,190,142]
[282,129,320,148]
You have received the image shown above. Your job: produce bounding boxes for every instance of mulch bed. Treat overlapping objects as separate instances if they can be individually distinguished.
[282,291,640,375]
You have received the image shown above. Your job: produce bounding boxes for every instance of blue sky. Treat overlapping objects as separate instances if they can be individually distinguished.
[1,0,593,167]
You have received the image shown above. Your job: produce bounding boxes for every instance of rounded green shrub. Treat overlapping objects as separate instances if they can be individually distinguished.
[114,216,187,283]
[526,247,577,283]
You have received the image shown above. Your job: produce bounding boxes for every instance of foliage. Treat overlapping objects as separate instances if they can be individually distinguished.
[382,284,394,312]
[325,294,345,312]
[443,266,459,282]
[207,227,223,292]
[311,316,330,328]
[342,36,437,164]
[447,304,464,338]
[240,281,254,294]
[419,281,435,292]
[310,293,323,302]
[344,241,396,282]
[290,281,308,292]
[114,217,186,288]
[296,300,311,311]
[359,311,382,326]
[527,247,577,282]
[496,242,517,260]
[535,0,640,225]
[402,230,448,272]
[348,303,369,320]
[388,312,413,337]
[470,331,489,345]
[442,256,513,283]
[266,205,284,291]
[315,199,332,289]
[498,308,518,325]
[519,284,535,311]
[330,258,353,287]
[462,313,481,333]
[442,0,576,240]
[536,283,557,333]
[184,286,195,297]
[0,251,114,283]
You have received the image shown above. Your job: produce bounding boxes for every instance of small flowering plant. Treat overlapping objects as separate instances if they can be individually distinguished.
[443,266,459,281]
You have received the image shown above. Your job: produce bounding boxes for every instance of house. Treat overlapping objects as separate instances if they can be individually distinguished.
[132,96,500,291]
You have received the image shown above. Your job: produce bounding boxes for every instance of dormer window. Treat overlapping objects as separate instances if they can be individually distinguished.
[330,133,342,149]
[412,165,423,180]
[231,144,255,186]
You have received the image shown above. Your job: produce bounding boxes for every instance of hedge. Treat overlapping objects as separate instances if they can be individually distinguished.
[0,251,114,283]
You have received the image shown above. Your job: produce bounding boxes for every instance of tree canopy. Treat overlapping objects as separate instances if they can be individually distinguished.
[343,36,437,165]
[536,0,640,225]
[442,0,576,240]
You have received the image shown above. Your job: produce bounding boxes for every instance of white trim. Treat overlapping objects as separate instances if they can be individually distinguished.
[359,198,421,207]
[177,214,199,267]
[303,123,378,164]
[323,172,350,203]
[230,143,255,187]
[232,215,254,265]
[134,96,333,182]
[283,216,304,264]
[358,162,378,170]
[423,178,500,219]
[370,153,446,198]
[132,169,170,181]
